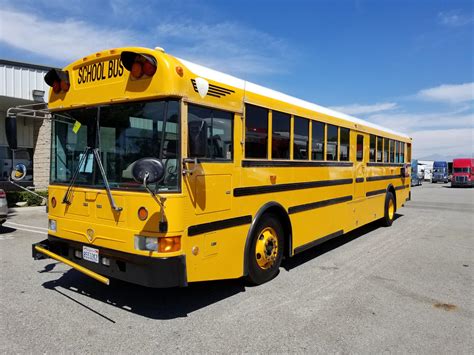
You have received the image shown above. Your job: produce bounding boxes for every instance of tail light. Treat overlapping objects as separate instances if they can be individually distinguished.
[45,69,70,94]
[121,51,157,80]
[0,190,6,198]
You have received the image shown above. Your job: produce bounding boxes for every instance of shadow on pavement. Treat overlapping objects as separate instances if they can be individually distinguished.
[39,214,403,320]
[283,214,403,271]
[0,225,16,234]
[42,273,246,320]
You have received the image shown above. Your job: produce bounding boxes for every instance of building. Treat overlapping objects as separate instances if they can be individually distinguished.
[0,59,53,191]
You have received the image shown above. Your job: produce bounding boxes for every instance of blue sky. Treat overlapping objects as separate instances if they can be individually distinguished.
[0,0,472,159]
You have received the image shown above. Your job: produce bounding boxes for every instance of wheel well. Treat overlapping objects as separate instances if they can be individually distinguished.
[263,205,292,258]
[387,184,396,210]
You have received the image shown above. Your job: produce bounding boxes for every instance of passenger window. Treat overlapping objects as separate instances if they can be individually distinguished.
[389,139,395,163]
[357,135,364,162]
[188,104,233,160]
[395,141,400,163]
[293,116,309,160]
[311,121,325,160]
[400,142,405,163]
[327,124,338,161]
[272,111,290,159]
[369,135,376,162]
[407,143,411,162]
[383,138,389,162]
[339,127,350,161]
[245,104,268,159]
[377,136,383,162]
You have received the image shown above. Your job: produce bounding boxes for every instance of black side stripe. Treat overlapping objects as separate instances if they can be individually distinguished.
[366,189,386,197]
[395,184,410,191]
[288,195,353,214]
[366,174,402,182]
[188,215,252,236]
[234,178,353,197]
[367,163,404,167]
[242,160,353,168]
[355,177,364,183]
[294,230,344,254]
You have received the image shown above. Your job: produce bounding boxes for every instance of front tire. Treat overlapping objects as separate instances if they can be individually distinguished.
[381,191,396,227]
[245,214,284,285]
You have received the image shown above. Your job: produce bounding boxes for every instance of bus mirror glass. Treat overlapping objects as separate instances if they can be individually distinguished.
[132,158,165,184]
[188,120,208,158]
[5,116,18,150]
[11,163,27,181]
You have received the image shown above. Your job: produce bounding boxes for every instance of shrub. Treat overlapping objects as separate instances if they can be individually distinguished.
[6,190,48,207]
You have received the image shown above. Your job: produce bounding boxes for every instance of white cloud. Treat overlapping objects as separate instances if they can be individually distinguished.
[366,108,474,159]
[329,102,398,115]
[0,9,137,62]
[410,129,474,159]
[417,82,474,103]
[152,21,289,76]
[438,10,473,27]
[0,6,291,77]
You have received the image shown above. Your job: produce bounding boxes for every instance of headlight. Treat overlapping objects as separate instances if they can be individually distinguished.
[134,235,181,252]
[48,219,57,232]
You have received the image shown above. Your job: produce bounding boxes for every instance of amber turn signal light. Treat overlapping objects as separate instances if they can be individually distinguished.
[137,207,148,221]
[158,236,181,253]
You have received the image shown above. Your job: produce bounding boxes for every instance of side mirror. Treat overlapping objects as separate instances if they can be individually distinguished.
[5,116,18,150]
[188,120,208,158]
[11,163,27,181]
[132,158,164,185]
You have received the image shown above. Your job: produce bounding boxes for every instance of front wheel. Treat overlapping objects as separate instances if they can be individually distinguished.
[381,191,396,227]
[245,214,284,285]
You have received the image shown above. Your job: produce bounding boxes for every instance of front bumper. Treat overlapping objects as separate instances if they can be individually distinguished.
[33,235,187,288]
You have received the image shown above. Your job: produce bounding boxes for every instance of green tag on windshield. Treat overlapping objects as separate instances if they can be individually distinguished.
[72,121,81,134]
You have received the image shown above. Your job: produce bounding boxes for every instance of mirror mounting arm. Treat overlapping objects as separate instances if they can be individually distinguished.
[182,158,198,175]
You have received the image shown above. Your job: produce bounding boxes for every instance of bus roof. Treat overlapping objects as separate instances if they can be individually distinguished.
[178,57,411,140]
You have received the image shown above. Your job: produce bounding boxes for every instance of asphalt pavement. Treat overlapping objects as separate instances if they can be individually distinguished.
[0,183,472,353]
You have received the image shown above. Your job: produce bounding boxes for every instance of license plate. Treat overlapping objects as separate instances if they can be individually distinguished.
[83,246,99,263]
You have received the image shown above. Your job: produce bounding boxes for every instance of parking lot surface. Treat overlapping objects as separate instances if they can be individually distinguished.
[0,184,472,353]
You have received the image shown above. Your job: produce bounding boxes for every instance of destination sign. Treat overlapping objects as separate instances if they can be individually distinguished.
[77,58,124,85]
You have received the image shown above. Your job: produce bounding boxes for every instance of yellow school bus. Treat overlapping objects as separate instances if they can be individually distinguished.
[7,46,412,287]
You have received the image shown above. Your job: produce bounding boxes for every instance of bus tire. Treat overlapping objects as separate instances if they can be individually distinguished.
[382,191,396,227]
[245,214,284,285]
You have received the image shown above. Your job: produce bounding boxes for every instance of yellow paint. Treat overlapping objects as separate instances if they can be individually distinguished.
[46,46,412,285]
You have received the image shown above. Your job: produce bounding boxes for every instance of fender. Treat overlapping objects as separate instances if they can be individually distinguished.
[243,201,292,276]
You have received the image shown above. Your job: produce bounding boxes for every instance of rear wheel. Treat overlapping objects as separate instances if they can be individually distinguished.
[245,214,284,285]
[381,191,396,227]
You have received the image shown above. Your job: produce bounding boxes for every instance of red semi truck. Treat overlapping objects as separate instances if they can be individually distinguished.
[451,158,474,187]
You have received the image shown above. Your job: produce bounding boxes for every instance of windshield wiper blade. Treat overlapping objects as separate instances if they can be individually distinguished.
[92,148,122,212]
[62,146,90,205]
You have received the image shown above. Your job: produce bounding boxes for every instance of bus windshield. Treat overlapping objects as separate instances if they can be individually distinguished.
[50,99,180,192]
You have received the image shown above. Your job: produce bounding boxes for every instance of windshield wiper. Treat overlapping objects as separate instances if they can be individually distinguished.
[62,146,90,205]
[92,148,122,212]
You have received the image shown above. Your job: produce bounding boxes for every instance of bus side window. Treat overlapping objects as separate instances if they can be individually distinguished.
[357,134,364,162]
[369,135,376,162]
[383,138,389,163]
[188,104,233,160]
[245,104,268,159]
[377,136,383,162]
[389,139,395,163]
[339,127,350,161]
[272,110,291,159]
[327,124,338,161]
[312,121,325,160]
[400,142,405,163]
[293,116,309,160]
